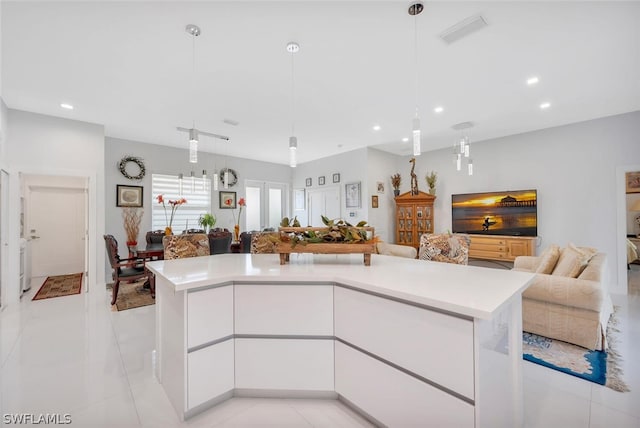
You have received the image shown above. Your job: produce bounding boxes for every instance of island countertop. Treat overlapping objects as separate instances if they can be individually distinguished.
[147,253,533,320]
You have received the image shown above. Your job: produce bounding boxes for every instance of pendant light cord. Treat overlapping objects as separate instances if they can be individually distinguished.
[414,9,419,118]
[192,32,196,130]
[291,48,295,136]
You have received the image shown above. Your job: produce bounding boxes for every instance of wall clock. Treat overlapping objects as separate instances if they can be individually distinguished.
[219,168,238,187]
[118,156,146,180]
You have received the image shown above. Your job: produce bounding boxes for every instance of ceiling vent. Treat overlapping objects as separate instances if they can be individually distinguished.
[223,118,239,126]
[451,121,474,131]
[439,15,488,45]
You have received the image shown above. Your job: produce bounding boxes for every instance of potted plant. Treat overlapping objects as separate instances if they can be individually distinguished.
[391,173,402,196]
[426,171,437,195]
[198,213,216,233]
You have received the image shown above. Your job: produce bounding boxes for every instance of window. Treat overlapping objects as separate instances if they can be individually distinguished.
[151,174,211,232]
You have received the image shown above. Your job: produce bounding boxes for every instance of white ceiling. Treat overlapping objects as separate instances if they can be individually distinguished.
[3,1,639,166]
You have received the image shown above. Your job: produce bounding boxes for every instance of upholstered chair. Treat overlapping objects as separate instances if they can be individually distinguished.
[250,232,279,254]
[418,233,471,265]
[162,233,210,260]
[145,230,165,244]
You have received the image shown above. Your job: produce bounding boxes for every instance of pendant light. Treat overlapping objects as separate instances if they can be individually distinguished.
[287,42,300,168]
[186,24,200,164]
[409,3,423,157]
[451,122,475,176]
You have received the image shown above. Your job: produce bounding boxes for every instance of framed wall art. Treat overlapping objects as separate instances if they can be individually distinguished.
[333,173,340,183]
[116,185,143,207]
[319,176,325,185]
[220,191,237,209]
[345,182,361,208]
[626,171,640,193]
[372,195,379,208]
[305,177,312,187]
[294,189,306,210]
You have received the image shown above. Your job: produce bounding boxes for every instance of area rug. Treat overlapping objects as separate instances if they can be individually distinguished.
[32,273,83,301]
[107,280,155,311]
[523,309,630,392]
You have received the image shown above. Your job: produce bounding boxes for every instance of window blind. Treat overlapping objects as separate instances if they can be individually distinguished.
[151,174,211,232]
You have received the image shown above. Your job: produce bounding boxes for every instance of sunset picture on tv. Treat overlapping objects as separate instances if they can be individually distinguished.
[451,189,537,236]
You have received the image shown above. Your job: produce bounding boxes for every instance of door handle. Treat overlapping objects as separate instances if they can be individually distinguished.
[30,235,40,240]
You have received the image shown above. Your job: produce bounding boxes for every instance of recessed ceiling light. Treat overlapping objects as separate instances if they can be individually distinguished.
[527,77,539,86]
[60,103,74,110]
[434,106,444,113]
[539,102,551,110]
[402,137,409,142]
[373,125,381,131]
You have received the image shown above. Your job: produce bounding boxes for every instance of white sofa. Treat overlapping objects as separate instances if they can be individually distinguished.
[513,246,613,351]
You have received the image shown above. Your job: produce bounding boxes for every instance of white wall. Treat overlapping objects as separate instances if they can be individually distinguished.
[292,148,370,227]
[6,109,105,305]
[366,148,402,242]
[104,137,291,278]
[403,110,640,292]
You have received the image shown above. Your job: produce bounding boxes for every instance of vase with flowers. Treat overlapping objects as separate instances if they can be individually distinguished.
[230,197,246,241]
[156,194,187,235]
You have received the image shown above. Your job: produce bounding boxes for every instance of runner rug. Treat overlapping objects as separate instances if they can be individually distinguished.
[523,308,630,392]
[32,273,83,301]
[108,279,155,311]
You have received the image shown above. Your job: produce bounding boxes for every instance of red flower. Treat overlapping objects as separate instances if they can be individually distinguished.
[238,198,246,207]
[156,194,187,229]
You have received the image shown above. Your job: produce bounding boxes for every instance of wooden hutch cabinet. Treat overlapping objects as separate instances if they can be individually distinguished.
[394,191,436,249]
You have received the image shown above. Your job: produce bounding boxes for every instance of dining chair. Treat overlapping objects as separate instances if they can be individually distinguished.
[250,231,279,254]
[104,234,155,306]
[162,233,210,259]
[208,229,232,255]
[146,230,165,244]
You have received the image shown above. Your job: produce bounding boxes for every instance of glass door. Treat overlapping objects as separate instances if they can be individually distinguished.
[245,180,288,231]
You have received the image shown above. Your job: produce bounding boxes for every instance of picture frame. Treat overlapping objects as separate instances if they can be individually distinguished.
[372,195,379,208]
[626,171,640,194]
[294,188,306,210]
[305,177,312,187]
[332,173,340,183]
[319,176,326,186]
[377,181,385,194]
[220,191,237,209]
[116,185,143,207]
[345,182,361,208]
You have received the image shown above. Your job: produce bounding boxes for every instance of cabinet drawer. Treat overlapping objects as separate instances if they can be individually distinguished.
[469,249,508,260]
[470,237,506,246]
[235,284,333,335]
[187,286,234,349]
[334,287,474,399]
[335,342,474,427]
[470,243,506,252]
[235,338,334,391]
[187,340,234,410]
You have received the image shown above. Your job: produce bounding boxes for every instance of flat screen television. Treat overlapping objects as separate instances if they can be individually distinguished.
[451,189,537,236]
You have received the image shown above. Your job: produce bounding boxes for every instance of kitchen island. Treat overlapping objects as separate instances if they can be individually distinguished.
[147,253,534,427]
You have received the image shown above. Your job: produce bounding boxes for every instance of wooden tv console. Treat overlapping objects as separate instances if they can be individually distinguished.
[468,235,536,262]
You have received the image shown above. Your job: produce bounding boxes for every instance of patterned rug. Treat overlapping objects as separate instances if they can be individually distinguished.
[107,280,155,311]
[523,309,630,392]
[32,273,83,300]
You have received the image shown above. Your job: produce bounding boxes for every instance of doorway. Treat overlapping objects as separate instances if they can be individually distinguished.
[23,174,88,291]
[245,180,288,231]
[307,186,340,226]
[618,165,640,294]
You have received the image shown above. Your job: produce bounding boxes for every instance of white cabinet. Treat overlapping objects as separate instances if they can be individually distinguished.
[235,338,334,391]
[334,287,475,399]
[187,285,234,349]
[234,284,333,335]
[187,340,234,409]
[335,342,474,427]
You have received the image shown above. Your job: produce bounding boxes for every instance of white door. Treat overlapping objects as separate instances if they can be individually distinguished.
[245,180,288,231]
[29,187,86,277]
[308,186,340,226]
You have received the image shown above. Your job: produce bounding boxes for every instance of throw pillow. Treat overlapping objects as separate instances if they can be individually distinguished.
[551,244,591,278]
[535,244,561,274]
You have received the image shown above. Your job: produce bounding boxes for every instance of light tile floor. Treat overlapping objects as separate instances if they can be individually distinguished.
[1,275,639,427]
